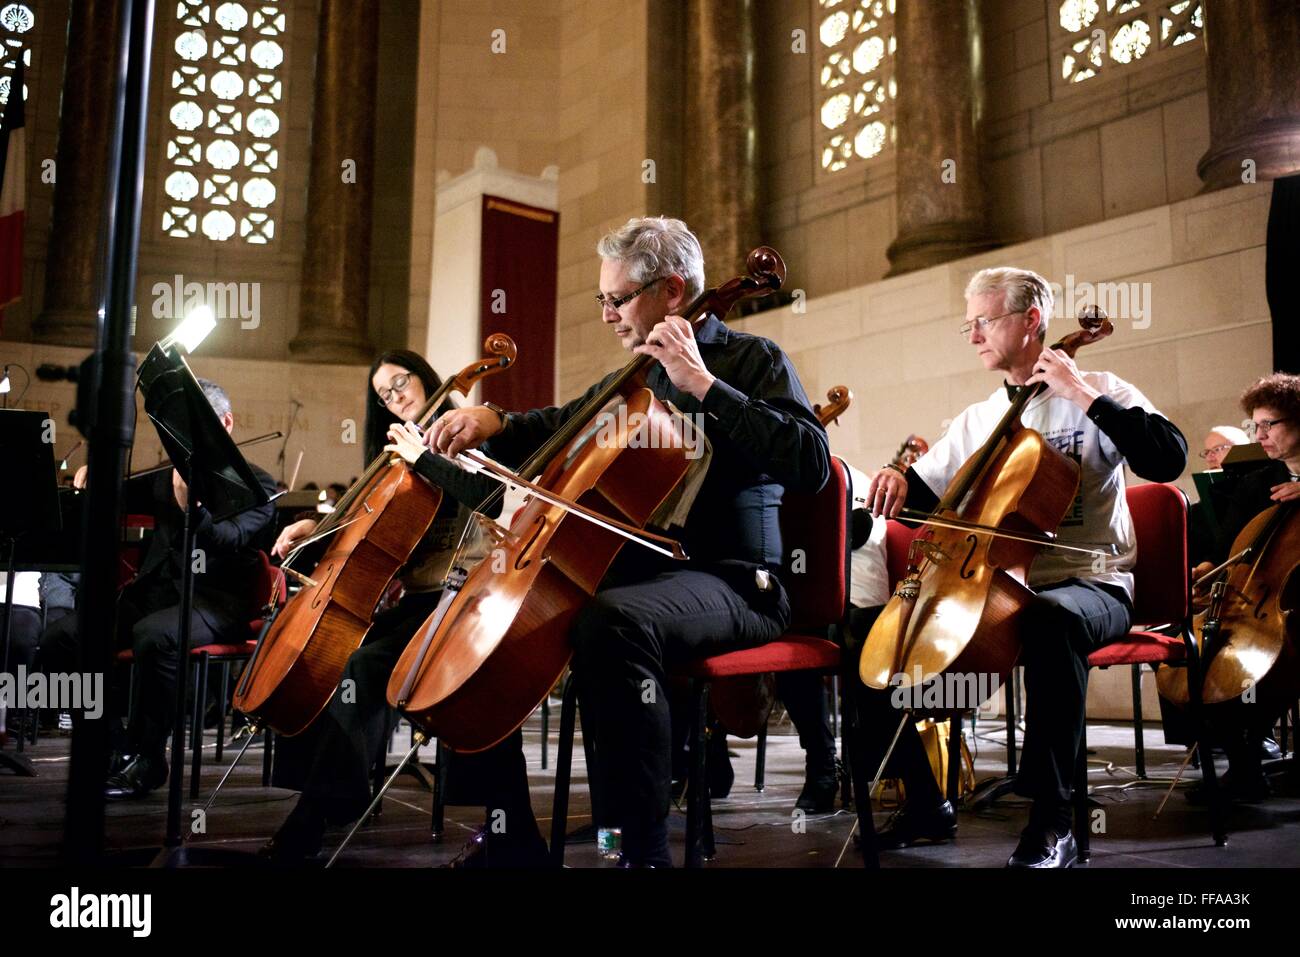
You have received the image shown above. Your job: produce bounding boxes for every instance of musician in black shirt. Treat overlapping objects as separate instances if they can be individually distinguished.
[37,379,277,799]
[428,216,830,866]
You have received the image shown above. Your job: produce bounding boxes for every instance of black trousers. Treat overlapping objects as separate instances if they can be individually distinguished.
[851,579,1131,808]
[571,567,789,838]
[38,587,239,762]
[273,590,537,835]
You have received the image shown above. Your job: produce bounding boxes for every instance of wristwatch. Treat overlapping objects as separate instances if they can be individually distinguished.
[483,401,510,431]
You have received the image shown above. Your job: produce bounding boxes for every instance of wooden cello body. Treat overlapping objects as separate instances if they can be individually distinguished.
[232,336,516,735]
[388,248,789,753]
[1157,502,1300,711]
[860,309,1113,699]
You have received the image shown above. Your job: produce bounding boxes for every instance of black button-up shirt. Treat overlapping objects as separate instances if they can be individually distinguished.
[483,315,830,572]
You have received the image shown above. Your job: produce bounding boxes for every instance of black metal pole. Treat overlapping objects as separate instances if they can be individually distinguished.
[64,0,156,865]
[162,491,198,848]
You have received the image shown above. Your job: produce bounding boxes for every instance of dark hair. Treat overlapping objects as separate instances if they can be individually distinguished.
[1240,372,1300,424]
[363,350,443,462]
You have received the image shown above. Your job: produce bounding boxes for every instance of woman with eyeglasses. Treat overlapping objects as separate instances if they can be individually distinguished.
[261,350,549,866]
[1178,372,1300,802]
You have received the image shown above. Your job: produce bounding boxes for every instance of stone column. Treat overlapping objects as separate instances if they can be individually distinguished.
[683,0,759,280]
[886,0,997,276]
[289,0,378,363]
[1197,0,1300,190]
[33,0,122,346]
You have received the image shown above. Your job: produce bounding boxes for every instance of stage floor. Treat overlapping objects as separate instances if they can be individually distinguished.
[2,706,1298,868]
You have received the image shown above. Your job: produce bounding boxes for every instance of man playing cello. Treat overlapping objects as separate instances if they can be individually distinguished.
[425,216,830,867]
[861,267,1188,867]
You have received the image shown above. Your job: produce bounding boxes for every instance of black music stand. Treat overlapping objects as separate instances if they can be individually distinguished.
[134,344,269,862]
[0,410,63,776]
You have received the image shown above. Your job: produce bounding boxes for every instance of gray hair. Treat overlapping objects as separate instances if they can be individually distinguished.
[197,378,232,420]
[596,216,705,303]
[964,267,1054,341]
[1207,425,1249,446]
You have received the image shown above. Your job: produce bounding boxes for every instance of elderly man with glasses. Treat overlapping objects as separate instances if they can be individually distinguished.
[856,266,1188,868]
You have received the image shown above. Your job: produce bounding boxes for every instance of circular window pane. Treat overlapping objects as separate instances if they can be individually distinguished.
[169,100,203,131]
[165,171,200,201]
[215,2,249,31]
[250,39,283,69]
[202,209,237,241]
[242,177,277,208]
[205,139,240,170]
[247,108,280,138]
[210,69,244,100]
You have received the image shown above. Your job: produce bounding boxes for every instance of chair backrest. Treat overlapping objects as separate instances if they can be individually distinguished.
[1125,482,1190,626]
[779,456,851,630]
[251,550,287,615]
[884,519,920,592]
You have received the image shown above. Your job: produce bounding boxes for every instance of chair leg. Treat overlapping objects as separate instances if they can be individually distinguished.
[1184,628,1227,847]
[685,679,710,867]
[831,674,840,739]
[754,723,767,792]
[190,653,209,800]
[1074,725,1091,863]
[946,714,962,803]
[1130,663,1146,779]
[430,740,447,838]
[261,728,274,786]
[548,673,578,867]
[1006,667,1020,776]
[540,693,550,770]
[841,679,879,868]
[215,661,230,761]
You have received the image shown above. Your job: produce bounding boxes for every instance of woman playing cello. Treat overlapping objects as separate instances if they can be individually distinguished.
[261,350,548,865]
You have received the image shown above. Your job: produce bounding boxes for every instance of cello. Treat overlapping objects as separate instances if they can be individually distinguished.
[231,335,517,736]
[386,248,789,753]
[859,307,1114,697]
[1156,502,1300,711]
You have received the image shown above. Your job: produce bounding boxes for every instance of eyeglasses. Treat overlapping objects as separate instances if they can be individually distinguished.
[1246,417,1291,438]
[595,276,664,313]
[1198,443,1234,460]
[958,310,1024,339]
[376,372,413,407]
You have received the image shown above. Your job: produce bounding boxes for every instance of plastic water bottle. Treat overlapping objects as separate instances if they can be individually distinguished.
[597,827,622,862]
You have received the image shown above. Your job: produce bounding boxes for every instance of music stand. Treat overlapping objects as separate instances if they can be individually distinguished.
[0,409,63,776]
[134,344,269,859]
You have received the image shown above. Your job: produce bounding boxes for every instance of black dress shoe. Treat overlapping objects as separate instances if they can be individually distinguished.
[1007,828,1078,868]
[447,827,551,869]
[877,800,957,849]
[795,764,839,813]
[107,750,134,777]
[104,755,168,800]
[260,799,327,864]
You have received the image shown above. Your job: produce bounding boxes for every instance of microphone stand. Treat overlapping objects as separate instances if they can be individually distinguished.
[277,400,301,486]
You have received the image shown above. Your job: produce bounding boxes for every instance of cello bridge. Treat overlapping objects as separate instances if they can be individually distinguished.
[910,539,951,565]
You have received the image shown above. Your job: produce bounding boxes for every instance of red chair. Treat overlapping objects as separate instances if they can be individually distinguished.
[548,457,853,867]
[188,551,287,796]
[1073,482,1225,860]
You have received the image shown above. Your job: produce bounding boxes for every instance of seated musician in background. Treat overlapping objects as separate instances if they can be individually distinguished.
[261,351,548,865]
[37,379,277,799]
[1200,425,1249,471]
[426,216,830,866]
[1182,372,1300,799]
[862,267,1188,868]
[1188,424,1250,563]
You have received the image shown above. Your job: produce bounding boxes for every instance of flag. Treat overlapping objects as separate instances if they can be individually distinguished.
[0,57,27,330]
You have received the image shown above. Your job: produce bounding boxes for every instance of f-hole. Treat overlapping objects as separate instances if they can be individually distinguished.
[515,516,547,571]
[1253,584,1271,620]
[958,534,979,580]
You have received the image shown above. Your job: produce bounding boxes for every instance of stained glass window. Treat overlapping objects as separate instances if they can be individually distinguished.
[160,1,287,244]
[0,3,34,129]
[1055,1,1202,87]
[815,0,896,174]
